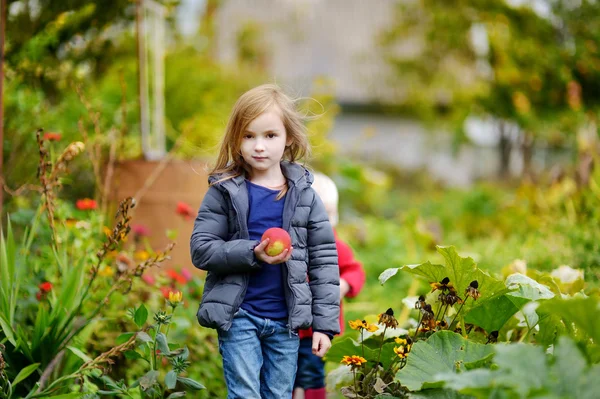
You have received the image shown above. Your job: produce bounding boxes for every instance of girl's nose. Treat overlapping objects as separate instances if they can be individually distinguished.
[254,140,265,152]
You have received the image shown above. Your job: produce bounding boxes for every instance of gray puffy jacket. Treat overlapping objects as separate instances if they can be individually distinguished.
[190,162,340,333]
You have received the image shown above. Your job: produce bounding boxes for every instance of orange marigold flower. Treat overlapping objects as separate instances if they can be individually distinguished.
[175,201,194,220]
[76,198,97,210]
[341,355,367,368]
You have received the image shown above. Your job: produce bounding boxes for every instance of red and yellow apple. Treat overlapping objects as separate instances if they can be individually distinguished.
[261,227,292,256]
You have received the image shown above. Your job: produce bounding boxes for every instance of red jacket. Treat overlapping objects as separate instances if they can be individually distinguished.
[299,232,366,339]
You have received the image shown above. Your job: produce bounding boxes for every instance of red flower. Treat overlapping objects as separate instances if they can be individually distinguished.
[159,286,172,299]
[39,282,53,292]
[132,224,151,237]
[166,269,187,285]
[43,132,62,141]
[76,198,97,210]
[176,201,194,220]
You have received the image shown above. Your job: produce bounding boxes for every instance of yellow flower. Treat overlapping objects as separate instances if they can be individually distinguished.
[98,266,114,277]
[394,346,408,359]
[349,319,378,332]
[134,250,150,261]
[168,290,183,306]
[341,355,367,369]
[103,226,112,237]
[349,319,363,330]
[395,337,407,346]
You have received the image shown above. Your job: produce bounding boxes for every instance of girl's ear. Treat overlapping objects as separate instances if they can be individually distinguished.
[286,137,293,147]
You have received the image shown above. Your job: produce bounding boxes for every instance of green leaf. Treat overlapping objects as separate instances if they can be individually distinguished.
[396,331,494,391]
[166,393,187,399]
[136,331,153,343]
[134,304,149,328]
[400,246,506,316]
[139,370,159,391]
[505,274,554,301]
[165,370,178,390]
[156,332,170,354]
[465,273,554,332]
[379,267,400,285]
[116,332,136,345]
[67,346,93,363]
[124,350,143,360]
[45,394,86,398]
[407,389,474,398]
[435,337,600,399]
[537,296,600,346]
[12,363,40,387]
[551,336,588,397]
[0,314,17,346]
[96,390,120,396]
[464,294,529,332]
[176,377,205,390]
[326,336,376,363]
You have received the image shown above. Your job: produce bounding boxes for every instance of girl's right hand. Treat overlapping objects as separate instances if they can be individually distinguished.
[254,238,293,264]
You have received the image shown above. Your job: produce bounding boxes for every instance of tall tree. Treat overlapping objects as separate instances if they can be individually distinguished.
[380,0,599,177]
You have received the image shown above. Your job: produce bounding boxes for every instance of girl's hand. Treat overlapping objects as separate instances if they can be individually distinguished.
[254,238,293,264]
[312,332,332,358]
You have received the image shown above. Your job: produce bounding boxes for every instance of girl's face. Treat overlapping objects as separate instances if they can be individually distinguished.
[241,106,291,175]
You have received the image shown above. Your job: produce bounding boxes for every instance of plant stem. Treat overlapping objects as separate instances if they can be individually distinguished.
[165,306,176,337]
[361,329,364,358]
[153,324,161,370]
[412,313,423,341]
[376,325,388,372]
[353,369,357,395]
[449,297,469,331]
[435,301,444,320]
[438,303,450,323]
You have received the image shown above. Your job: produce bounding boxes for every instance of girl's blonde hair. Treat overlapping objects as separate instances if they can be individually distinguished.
[210,84,310,188]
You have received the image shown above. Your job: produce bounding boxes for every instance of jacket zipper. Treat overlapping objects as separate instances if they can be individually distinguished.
[283,185,302,330]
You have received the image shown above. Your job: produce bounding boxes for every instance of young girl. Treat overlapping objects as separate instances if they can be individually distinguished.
[190,84,340,399]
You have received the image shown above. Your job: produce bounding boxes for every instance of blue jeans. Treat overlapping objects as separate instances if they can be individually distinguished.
[294,337,326,389]
[218,307,300,399]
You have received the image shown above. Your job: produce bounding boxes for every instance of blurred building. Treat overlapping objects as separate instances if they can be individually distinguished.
[214,0,401,105]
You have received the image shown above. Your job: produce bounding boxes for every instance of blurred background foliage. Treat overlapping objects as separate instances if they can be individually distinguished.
[1,0,600,397]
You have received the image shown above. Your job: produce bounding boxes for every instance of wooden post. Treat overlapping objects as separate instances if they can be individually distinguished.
[136,0,150,160]
[0,0,6,220]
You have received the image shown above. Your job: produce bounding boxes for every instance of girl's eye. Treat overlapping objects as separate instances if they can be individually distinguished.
[243,134,253,139]
[267,133,276,139]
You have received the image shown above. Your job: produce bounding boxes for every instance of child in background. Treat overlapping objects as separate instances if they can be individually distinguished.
[293,172,366,399]
[190,84,340,399]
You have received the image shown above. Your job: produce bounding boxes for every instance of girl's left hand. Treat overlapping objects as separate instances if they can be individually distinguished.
[254,238,293,264]
[312,332,332,358]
